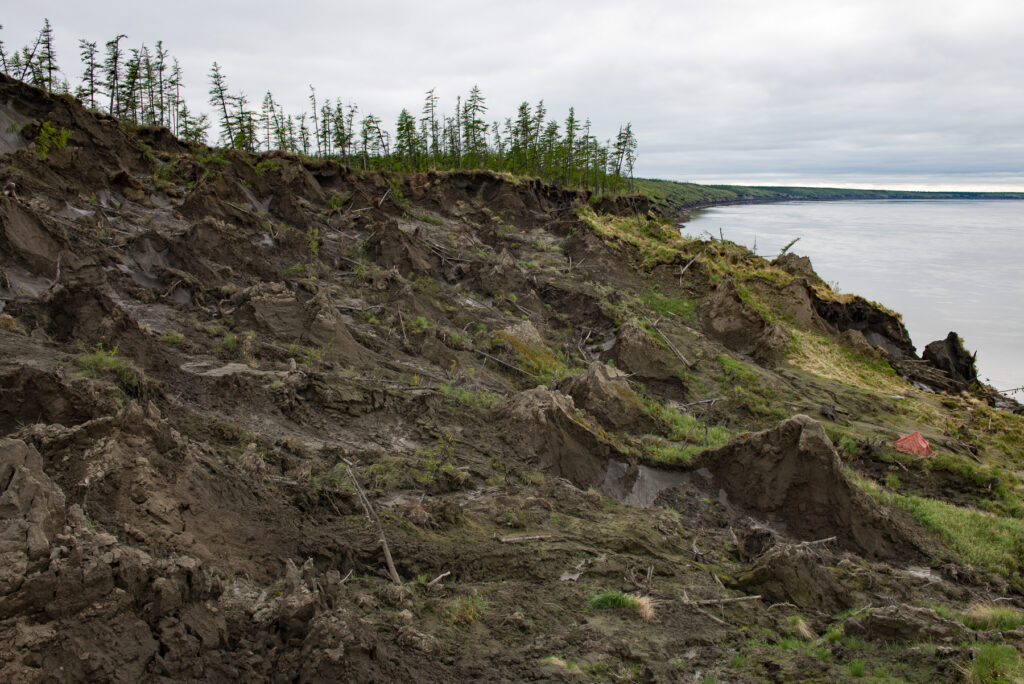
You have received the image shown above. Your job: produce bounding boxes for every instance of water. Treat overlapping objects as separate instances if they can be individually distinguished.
[681,200,1024,393]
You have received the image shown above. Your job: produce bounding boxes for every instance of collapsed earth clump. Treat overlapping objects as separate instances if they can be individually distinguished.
[2,74,1024,681]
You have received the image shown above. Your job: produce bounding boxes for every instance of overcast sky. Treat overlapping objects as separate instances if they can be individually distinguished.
[4,0,1023,189]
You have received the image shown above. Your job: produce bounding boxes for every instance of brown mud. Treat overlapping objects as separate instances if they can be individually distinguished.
[2,74,1023,682]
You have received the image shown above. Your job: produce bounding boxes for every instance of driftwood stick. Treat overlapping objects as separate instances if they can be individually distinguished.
[499,534,553,543]
[682,589,729,626]
[427,570,451,586]
[336,304,385,312]
[793,536,837,548]
[693,604,728,626]
[690,595,762,606]
[398,311,408,344]
[342,459,402,585]
[678,398,722,409]
[473,348,538,378]
[647,320,692,368]
[678,247,707,285]
[847,604,871,619]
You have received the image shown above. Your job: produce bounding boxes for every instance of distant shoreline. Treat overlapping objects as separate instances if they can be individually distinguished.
[635,178,1024,220]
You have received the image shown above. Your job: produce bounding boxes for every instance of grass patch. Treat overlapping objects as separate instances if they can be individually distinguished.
[439,384,502,411]
[75,344,141,391]
[788,329,907,394]
[640,290,697,322]
[586,591,655,620]
[856,474,1024,581]
[446,595,486,625]
[957,603,1024,631]
[961,643,1024,683]
[576,206,690,269]
[847,659,866,678]
[160,330,185,346]
[492,330,572,383]
[716,354,787,424]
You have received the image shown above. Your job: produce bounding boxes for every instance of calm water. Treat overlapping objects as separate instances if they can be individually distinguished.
[682,200,1024,393]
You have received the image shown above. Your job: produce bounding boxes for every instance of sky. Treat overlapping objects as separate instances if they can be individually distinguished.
[4,0,1024,190]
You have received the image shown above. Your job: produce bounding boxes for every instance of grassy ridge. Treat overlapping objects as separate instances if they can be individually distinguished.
[635,178,1024,217]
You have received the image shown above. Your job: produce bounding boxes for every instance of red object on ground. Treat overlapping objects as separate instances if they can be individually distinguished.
[893,431,931,456]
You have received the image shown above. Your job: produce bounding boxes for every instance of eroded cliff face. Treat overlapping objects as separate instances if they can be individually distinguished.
[2,74,1022,682]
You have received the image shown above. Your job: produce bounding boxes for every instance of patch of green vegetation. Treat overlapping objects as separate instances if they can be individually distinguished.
[160,330,185,346]
[218,332,239,356]
[576,206,690,269]
[446,595,486,625]
[75,344,141,391]
[415,212,443,225]
[283,263,306,277]
[253,158,281,177]
[35,121,71,158]
[408,315,433,333]
[848,659,867,678]
[715,354,787,425]
[493,330,573,384]
[585,589,638,614]
[956,603,1024,631]
[305,225,320,256]
[789,329,907,394]
[439,384,502,411]
[856,475,1024,582]
[389,178,411,208]
[634,398,732,464]
[325,193,347,211]
[640,290,697,321]
[196,150,230,181]
[962,643,1024,683]
[151,157,178,189]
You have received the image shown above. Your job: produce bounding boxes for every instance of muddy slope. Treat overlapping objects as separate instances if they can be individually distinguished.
[2,75,1022,682]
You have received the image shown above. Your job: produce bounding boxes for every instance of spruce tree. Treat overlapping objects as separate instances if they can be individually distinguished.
[103,35,127,115]
[421,87,440,167]
[208,62,235,145]
[0,25,8,73]
[154,41,168,127]
[39,19,57,92]
[77,40,99,108]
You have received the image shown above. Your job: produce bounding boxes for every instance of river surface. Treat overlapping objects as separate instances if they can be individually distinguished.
[681,200,1024,393]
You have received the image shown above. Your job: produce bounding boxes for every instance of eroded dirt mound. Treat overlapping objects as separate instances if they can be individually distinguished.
[772,252,823,285]
[845,605,969,644]
[733,545,853,613]
[233,283,375,365]
[499,386,621,486]
[367,220,436,278]
[557,361,662,433]
[605,320,679,381]
[699,278,789,367]
[698,415,926,560]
